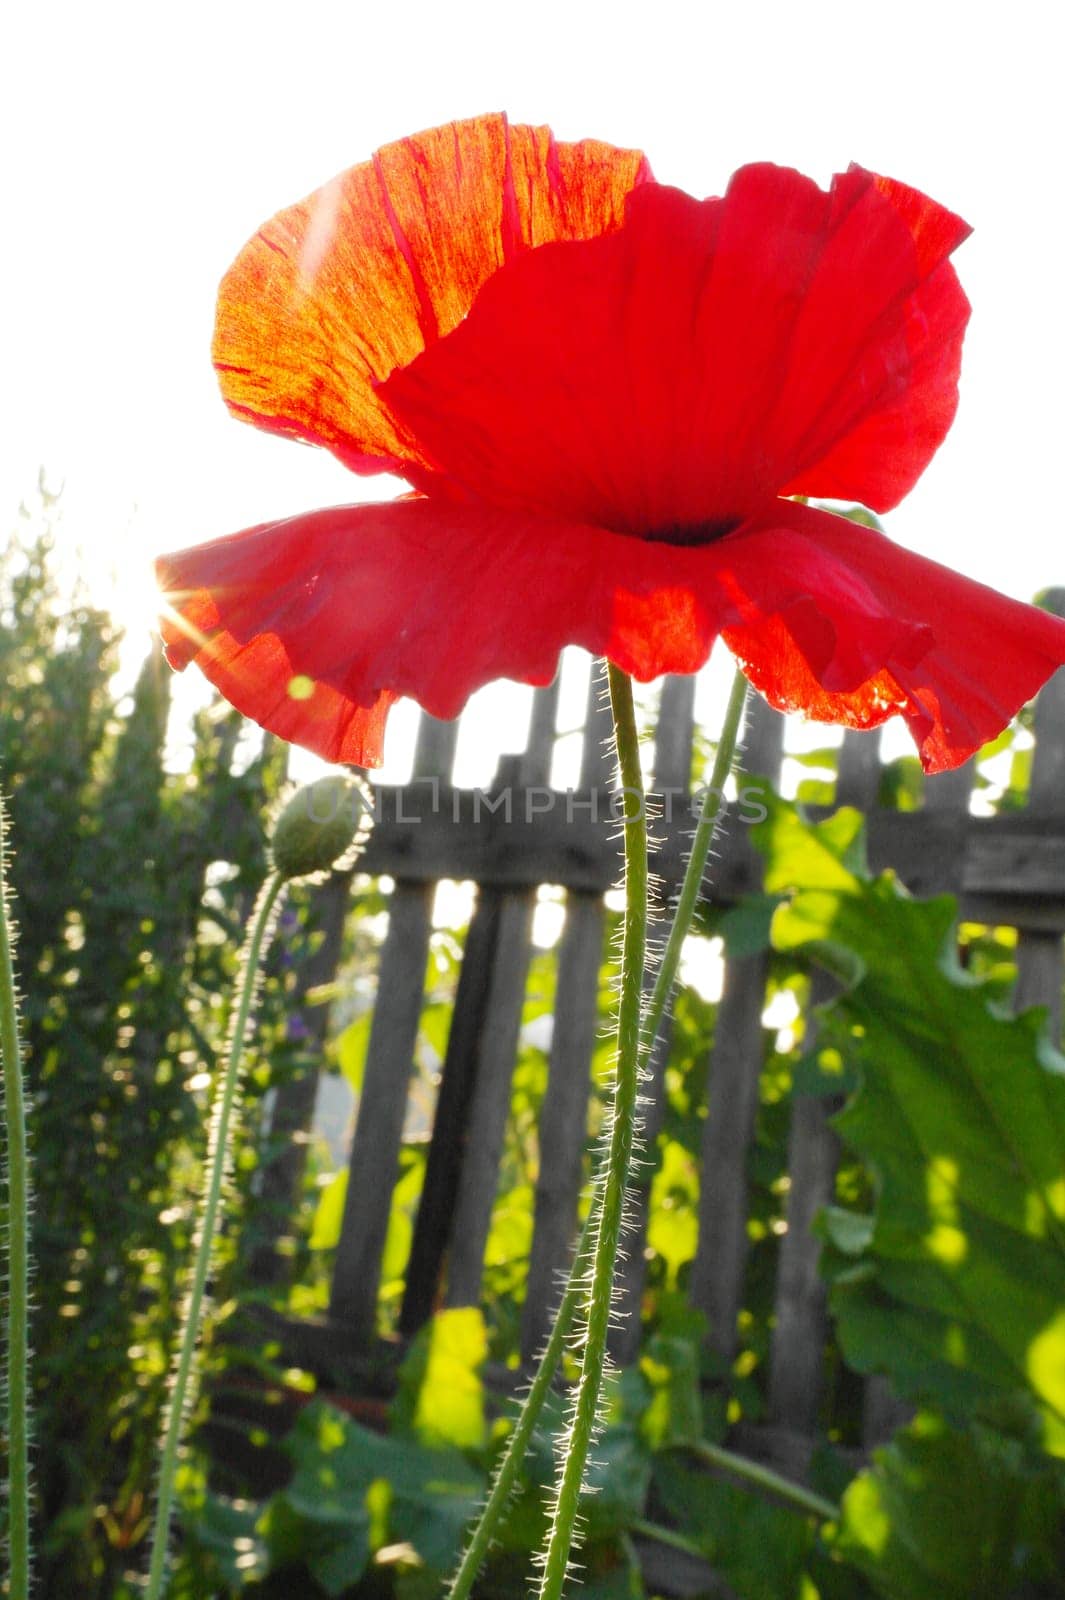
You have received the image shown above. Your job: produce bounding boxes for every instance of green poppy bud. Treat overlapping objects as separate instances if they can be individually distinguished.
[269,775,373,883]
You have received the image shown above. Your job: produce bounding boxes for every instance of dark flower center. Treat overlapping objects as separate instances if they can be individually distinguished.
[642,517,743,548]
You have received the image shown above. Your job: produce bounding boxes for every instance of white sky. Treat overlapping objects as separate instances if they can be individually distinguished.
[4,0,1063,782]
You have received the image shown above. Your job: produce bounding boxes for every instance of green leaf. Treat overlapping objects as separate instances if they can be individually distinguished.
[796,777,837,806]
[877,755,923,812]
[419,999,453,1061]
[639,1333,703,1449]
[259,1405,374,1594]
[756,803,1065,1454]
[581,1536,647,1600]
[719,893,787,958]
[653,1453,814,1600]
[758,804,871,984]
[380,1152,423,1289]
[258,1489,370,1597]
[791,1043,859,1100]
[759,803,869,893]
[810,501,886,534]
[335,1013,371,1091]
[308,1168,347,1251]
[391,1307,488,1452]
[1009,744,1033,799]
[279,1400,483,1576]
[789,745,844,771]
[179,1491,268,1589]
[484,1182,534,1269]
[818,1206,875,1258]
[831,1413,1065,1599]
[647,1138,699,1283]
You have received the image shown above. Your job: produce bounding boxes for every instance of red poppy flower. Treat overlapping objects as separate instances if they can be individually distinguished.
[157,113,1065,773]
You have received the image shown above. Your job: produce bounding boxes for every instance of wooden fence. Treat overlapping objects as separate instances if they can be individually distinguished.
[247,616,1065,1485]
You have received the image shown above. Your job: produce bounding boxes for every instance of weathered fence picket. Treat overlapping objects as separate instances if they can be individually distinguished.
[441,686,559,1313]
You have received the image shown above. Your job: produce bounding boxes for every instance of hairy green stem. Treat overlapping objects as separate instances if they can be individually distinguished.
[1,798,31,1600]
[447,1206,596,1600]
[629,1518,707,1561]
[537,665,648,1600]
[688,1439,839,1522]
[145,873,285,1599]
[446,666,749,1598]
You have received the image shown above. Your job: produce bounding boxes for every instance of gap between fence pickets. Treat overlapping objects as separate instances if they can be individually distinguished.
[329,712,457,1338]
[441,677,562,1312]
[690,693,784,1376]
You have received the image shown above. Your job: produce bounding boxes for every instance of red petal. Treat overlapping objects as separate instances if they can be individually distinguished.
[777,167,971,509]
[382,165,970,532]
[720,501,1065,773]
[157,498,727,766]
[155,494,1062,774]
[212,114,650,480]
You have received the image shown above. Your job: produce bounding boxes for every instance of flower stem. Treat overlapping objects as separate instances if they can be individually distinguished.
[537,665,648,1600]
[446,665,749,1599]
[1,798,31,1600]
[448,1207,596,1600]
[688,1439,839,1522]
[145,873,285,1600]
[629,1518,707,1561]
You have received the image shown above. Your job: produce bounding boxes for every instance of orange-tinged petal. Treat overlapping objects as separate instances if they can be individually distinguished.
[213,113,651,479]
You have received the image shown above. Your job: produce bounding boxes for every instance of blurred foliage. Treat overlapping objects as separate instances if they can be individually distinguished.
[0,499,297,1595]
[832,1413,1065,1599]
